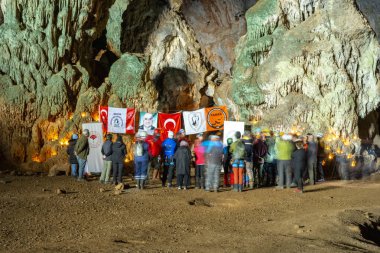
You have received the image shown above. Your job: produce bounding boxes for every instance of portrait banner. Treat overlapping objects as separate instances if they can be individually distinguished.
[158,112,182,141]
[223,121,245,146]
[138,112,158,135]
[183,109,206,135]
[205,106,228,131]
[82,123,103,174]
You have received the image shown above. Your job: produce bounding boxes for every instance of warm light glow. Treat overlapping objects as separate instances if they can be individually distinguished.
[328,154,334,160]
[59,139,69,146]
[347,154,353,159]
[351,160,356,167]
[124,158,130,163]
[51,150,57,156]
[32,154,41,163]
[68,112,74,120]
[92,114,100,122]
[322,160,326,166]
[81,112,87,118]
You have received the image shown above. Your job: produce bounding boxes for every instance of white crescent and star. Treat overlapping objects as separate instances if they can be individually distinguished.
[164,118,176,129]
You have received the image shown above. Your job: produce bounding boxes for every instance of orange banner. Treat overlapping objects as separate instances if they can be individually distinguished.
[205,106,228,131]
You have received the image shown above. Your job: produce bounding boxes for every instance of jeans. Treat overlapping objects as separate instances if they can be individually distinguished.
[206,163,221,190]
[253,162,264,186]
[100,160,112,183]
[264,162,276,186]
[195,164,205,188]
[307,160,317,185]
[71,164,78,177]
[77,157,87,179]
[277,160,291,187]
[294,166,304,191]
[113,162,124,183]
[162,157,175,186]
[134,160,148,180]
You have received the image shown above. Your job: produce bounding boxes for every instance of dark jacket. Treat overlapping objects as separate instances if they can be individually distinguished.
[101,140,113,161]
[74,135,90,160]
[291,148,306,172]
[174,146,192,175]
[242,138,254,162]
[253,139,268,164]
[111,141,126,163]
[66,139,78,164]
[307,141,318,162]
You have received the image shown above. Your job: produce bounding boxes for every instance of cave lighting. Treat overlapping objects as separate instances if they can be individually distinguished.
[347,153,353,159]
[328,153,334,160]
[81,112,87,118]
[92,113,99,122]
[351,160,356,167]
[322,160,326,166]
[32,154,41,163]
[59,139,69,146]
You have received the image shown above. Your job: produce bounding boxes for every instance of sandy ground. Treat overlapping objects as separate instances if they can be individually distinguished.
[0,172,380,253]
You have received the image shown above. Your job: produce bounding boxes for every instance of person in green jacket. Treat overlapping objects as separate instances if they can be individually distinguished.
[74,129,90,181]
[275,134,294,189]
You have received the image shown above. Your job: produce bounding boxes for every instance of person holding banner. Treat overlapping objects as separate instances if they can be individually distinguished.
[74,129,90,181]
[111,135,127,185]
[230,131,246,192]
[161,131,177,188]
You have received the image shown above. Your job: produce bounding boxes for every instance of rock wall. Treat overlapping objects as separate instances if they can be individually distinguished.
[0,0,379,167]
[232,0,380,139]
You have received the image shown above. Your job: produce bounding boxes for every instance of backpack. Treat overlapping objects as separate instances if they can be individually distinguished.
[135,142,144,157]
[233,140,246,159]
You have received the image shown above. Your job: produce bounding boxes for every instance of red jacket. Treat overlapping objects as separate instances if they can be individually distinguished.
[145,135,162,157]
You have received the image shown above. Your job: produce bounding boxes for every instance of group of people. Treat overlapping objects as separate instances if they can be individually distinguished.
[66,127,331,194]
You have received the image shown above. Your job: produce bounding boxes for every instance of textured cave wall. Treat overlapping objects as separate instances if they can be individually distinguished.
[232,0,380,139]
[181,0,256,75]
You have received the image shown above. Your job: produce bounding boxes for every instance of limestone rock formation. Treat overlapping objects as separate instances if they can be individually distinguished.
[232,0,380,139]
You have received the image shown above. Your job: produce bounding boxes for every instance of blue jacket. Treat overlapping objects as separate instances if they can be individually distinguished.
[162,138,177,158]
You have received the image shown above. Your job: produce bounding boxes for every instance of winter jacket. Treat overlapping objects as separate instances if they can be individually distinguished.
[242,137,254,162]
[206,140,224,165]
[253,139,268,164]
[134,141,149,162]
[101,140,113,161]
[162,138,177,158]
[67,139,78,164]
[307,141,318,162]
[111,141,127,163]
[174,146,192,175]
[291,148,306,172]
[74,135,90,160]
[264,136,276,163]
[193,142,206,165]
[145,135,162,158]
[275,139,294,161]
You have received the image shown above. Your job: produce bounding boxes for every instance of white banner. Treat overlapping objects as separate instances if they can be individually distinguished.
[107,107,127,133]
[83,123,103,174]
[183,108,207,135]
[223,121,245,145]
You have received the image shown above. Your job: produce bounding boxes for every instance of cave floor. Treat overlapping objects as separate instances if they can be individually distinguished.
[1,173,380,253]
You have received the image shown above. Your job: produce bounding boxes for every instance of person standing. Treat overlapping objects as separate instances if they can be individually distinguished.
[74,129,90,181]
[223,138,233,187]
[174,140,192,190]
[230,131,246,192]
[193,133,206,189]
[264,132,277,186]
[242,131,254,189]
[316,135,326,182]
[306,134,317,185]
[67,134,79,178]
[161,131,177,187]
[145,129,162,181]
[275,134,294,189]
[100,134,113,184]
[253,134,268,188]
[133,131,149,189]
[292,140,306,193]
[112,135,126,185]
[205,135,224,192]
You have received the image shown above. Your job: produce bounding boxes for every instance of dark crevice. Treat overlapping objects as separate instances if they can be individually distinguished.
[91,30,118,88]
[0,5,3,25]
[359,220,380,246]
[120,0,168,54]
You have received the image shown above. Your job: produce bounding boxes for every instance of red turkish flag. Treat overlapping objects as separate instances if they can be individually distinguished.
[99,106,109,133]
[158,112,182,141]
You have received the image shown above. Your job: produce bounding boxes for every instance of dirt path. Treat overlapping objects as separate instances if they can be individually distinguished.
[1,174,380,253]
